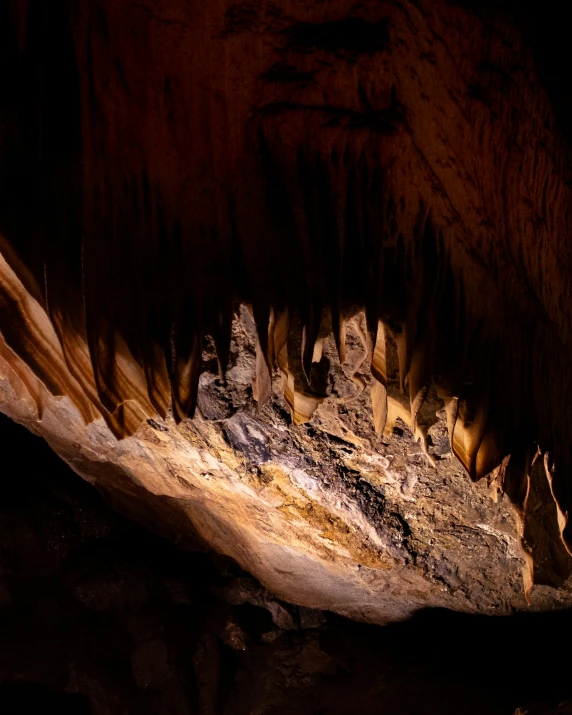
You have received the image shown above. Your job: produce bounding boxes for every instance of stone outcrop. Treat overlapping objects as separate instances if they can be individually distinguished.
[2,292,572,622]
[2,412,572,715]
[2,0,572,624]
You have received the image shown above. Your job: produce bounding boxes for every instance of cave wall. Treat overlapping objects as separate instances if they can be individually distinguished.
[2,291,572,623]
[2,0,572,619]
[3,414,572,715]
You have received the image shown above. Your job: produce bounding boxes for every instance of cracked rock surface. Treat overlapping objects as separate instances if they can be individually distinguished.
[2,309,571,624]
[1,413,572,715]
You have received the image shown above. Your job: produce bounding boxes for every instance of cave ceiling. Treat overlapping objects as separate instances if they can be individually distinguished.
[1,0,572,619]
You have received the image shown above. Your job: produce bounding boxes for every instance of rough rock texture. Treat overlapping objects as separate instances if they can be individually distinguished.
[2,414,572,715]
[2,0,572,551]
[2,303,572,624]
[2,0,572,628]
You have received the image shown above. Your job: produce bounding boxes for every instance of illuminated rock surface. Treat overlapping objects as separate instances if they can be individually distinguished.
[2,307,572,623]
[2,3,572,709]
[1,414,571,714]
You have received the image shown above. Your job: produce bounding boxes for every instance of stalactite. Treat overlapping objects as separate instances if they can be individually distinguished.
[2,0,572,592]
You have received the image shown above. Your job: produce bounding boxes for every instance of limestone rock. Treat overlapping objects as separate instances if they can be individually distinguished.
[2,0,572,632]
[2,308,572,624]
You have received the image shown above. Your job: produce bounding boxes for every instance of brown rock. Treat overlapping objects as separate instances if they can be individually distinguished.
[2,309,572,624]
[2,0,572,629]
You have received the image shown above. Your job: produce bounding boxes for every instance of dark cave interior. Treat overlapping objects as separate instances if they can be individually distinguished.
[0,413,572,714]
[2,0,572,712]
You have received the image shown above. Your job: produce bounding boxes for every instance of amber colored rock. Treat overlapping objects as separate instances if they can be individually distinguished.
[2,299,572,623]
[2,0,572,624]
[3,417,572,714]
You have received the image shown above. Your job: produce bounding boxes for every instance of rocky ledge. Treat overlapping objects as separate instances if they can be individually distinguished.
[2,307,572,624]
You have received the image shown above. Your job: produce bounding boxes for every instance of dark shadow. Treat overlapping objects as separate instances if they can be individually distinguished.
[0,683,90,714]
[2,411,572,714]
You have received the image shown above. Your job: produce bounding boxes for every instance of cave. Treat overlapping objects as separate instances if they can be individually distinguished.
[1,0,572,712]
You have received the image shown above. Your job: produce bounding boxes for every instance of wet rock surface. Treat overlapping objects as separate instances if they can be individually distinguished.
[1,414,572,714]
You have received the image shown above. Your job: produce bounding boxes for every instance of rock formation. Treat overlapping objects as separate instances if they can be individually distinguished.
[1,413,572,714]
[2,0,572,624]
